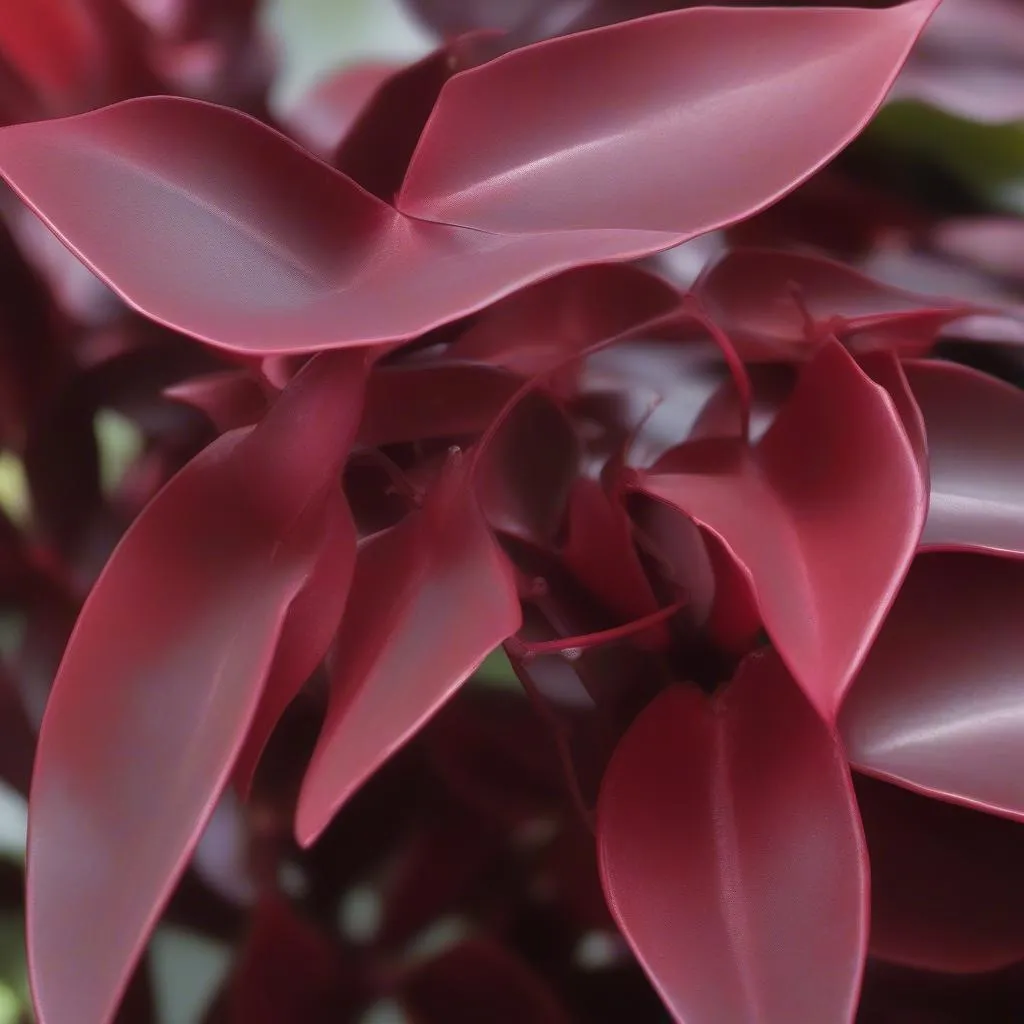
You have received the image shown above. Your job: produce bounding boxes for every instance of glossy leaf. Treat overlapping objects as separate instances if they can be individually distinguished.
[857,774,1024,973]
[598,651,868,1024]
[399,2,938,232]
[295,455,522,846]
[905,359,1024,557]
[0,3,934,354]
[632,340,925,721]
[842,552,1024,821]
[27,351,367,1024]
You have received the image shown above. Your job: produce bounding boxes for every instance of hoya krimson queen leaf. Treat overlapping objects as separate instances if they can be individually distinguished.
[0,3,936,354]
[629,340,927,723]
[27,350,368,1024]
[295,451,521,846]
[841,553,1024,822]
[598,650,869,1024]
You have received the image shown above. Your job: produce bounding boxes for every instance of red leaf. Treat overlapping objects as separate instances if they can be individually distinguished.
[856,773,1024,974]
[632,340,925,722]
[27,351,367,1024]
[905,359,1024,557]
[693,247,973,361]
[399,3,937,231]
[841,552,1024,821]
[295,454,521,845]
[164,370,267,433]
[0,3,933,354]
[598,651,869,1024]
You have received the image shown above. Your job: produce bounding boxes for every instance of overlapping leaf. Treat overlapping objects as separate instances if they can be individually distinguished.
[295,453,521,846]
[842,553,1024,821]
[598,651,868,1024]
[27,350,367,1024]
[0,2,936,354]
[630,340,925,721]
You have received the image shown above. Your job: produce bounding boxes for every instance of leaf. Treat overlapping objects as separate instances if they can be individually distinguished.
[693,247,972,361]
[598,651,868,1024]
[631,340,925,722]
[27,351,367,1024]
[856,773,1024,973]
[841,552,1024,821]
[0,3,935,354]
[164,370,267,433]
[295,454,521,846]
[905,359,1024,557]
[399,2,938,231]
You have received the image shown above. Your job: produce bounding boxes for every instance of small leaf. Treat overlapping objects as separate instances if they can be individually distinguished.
[295,455,521,845]
[598,651,868,1024]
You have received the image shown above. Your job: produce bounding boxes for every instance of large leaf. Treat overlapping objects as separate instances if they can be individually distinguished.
[0,3,935,354]
[295,454,521,845]
[631,340,925,721]
[399,2,938,231]
[842,552,1024,821]
[598,651,868,1024]
[27,351,367,1024]
[905,359,1024,557]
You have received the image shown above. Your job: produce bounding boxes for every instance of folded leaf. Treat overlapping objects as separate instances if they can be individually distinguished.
[0,3,935,354]
[27,351,366,1024]
[842,552,1024,821]
[295,454,521,845]
[598,651,868,1024]
[905,359,1024,557]
[631,340,925,721]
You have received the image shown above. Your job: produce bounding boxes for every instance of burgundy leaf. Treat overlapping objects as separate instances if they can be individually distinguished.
[842,552,1024,821]
[856,773,1024,974]
[295,454,522,846]
[905,359,1024,557]
[632,340,925,721]
[0,3,934,354]
[399,2,938,232]
[693,247,973,361]
[164,370,267,433]
[27,351,367,1024]
[598,650,869,1024]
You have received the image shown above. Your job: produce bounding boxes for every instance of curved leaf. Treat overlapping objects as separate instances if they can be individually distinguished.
[905,359,1024,557]
[164,370,267,433]
[295,454,521,846]
[0,4,934,355]
[693,247,973,361]
[856,773,1024,973]
[27,351,367,1024]
[842,552,1024,821]
[598,651,868,1024]
[400,2,938,232]
[631,340,925,721]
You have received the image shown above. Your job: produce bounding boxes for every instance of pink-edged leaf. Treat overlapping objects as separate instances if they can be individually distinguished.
[164,370,267,433]
[841,552,1024,821]
[905,359,1024,557]
[27,351,367,1024]
[598,650,869,1024]
[295,454,522,846]
[231,486,356,796]
[693,247,974,361]
[856,349,928,475]
[632,340,926,722]
[856,773,1024,974]
[0,4,933,354]
[399,2,937,232]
